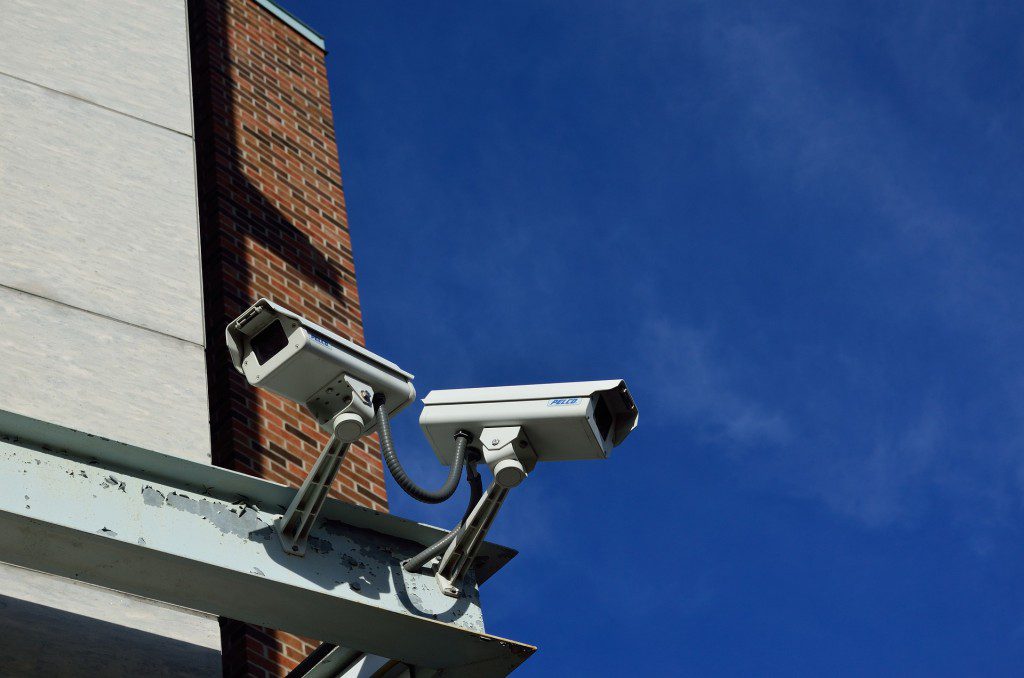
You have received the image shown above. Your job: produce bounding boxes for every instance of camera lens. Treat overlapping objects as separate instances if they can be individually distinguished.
[593,394,613,441]
[251,320,289,365]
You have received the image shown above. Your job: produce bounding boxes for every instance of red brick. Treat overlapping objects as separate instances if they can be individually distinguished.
[191,0,385,674]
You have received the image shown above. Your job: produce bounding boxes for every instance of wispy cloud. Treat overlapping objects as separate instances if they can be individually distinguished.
[623,5,1024,531]
[701,6,1024,342]
[802,404,945,528]
[639,316,1005,528]
[638,319,790,447]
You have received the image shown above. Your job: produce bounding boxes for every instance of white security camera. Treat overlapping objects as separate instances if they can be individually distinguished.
[226,298,417,556]
[419,380,637,485]
[411,380,638,597]
[226,298,415,443]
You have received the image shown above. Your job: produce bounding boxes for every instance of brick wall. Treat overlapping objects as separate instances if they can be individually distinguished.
[189,0,386,674]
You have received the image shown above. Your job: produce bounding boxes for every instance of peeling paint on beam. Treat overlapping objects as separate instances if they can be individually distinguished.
[0,411,534,674]
[0,408,516,584]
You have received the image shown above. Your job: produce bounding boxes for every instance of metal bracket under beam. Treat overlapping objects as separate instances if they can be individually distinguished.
[0,409,534,675]
[288,644,432,678]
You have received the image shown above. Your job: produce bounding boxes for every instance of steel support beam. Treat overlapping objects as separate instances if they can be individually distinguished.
[0,409,534,675]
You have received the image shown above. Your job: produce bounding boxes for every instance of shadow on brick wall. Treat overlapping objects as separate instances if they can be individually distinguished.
[188,0,382,674]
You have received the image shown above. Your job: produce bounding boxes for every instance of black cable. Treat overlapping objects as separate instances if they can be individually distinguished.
[461,452,484,520]
[402,453,483,572]
[374,394,468,504]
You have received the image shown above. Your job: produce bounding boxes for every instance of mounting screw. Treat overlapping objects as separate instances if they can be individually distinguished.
[491,438,500,446]
[291,545,299,552]
[360,390,371,403]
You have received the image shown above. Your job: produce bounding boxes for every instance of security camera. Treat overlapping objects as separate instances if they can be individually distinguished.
[419,380,637,480]
[410,379,638,596]
[226,298,417,556]
[225,298,416,442]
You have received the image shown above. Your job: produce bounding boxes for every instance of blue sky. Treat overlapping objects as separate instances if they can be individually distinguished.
[282,2,1024,674]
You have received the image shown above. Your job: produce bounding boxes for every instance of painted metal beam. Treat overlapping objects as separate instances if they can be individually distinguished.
[0,410,534,675]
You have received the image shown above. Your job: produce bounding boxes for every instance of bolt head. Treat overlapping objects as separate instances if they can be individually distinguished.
[491,438,500,446]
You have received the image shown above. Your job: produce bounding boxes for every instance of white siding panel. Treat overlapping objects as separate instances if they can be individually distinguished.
[0,0,192,134]
[0,562,221,675]
[0,288,211,463]
[0,74,204,346]
[0,0,222,666]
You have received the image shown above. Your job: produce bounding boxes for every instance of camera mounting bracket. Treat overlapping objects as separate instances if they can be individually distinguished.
[278,376,375,556]
[435,426,535,597]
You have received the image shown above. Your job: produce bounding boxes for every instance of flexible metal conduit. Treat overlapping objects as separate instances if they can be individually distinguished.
[373,394,468,504]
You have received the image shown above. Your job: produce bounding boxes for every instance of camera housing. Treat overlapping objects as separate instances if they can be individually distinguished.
[419,380,637,466]
[420,380,639,597]
[226,298,415,440]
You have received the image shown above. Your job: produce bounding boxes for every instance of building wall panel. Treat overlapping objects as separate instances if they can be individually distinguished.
[0,0,193,134]
[0,287,211,465]
[0,74,204,346]
[0,563,221,676]
[0,0,222,672]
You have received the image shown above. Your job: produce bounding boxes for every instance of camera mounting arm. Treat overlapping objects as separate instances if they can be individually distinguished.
[277,436,350,556]
[277,378,376,556]
[435,426,536,597]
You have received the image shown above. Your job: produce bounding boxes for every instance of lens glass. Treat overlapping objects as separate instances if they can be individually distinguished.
[251,320,289,365]
[593,395,614,441]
